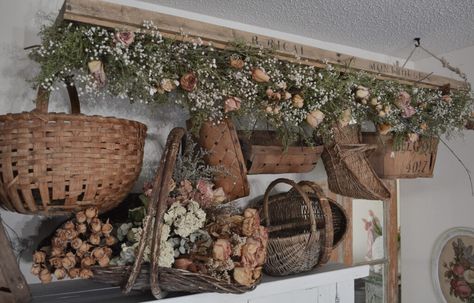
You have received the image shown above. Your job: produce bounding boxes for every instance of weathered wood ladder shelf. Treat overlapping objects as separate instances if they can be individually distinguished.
[62,0,466,90]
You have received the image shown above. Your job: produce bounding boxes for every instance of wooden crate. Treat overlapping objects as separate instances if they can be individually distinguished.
[362,132,439,179]
[238,131,324,174]
[0,219,31,303]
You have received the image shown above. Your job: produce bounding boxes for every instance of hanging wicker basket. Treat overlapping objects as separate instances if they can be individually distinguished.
[238,130,324,174]
[362,132,439,179]
[192,119,249,201]
[0,84,146,215]
[321,125,391,200]
[92,128,258,299]
[260,178,347,276]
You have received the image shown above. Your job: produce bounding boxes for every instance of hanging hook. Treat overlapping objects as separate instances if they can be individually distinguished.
[414,38,421,47]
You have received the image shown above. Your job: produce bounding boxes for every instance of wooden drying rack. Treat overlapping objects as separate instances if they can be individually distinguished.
[60,0,467,90]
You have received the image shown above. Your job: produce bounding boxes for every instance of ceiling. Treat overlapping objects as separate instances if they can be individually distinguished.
[141,0,474,60]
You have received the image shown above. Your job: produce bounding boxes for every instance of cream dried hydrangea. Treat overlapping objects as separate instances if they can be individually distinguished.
[164,201,206,238]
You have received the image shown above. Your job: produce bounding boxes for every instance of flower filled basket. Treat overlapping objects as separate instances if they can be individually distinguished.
[362,132,439,179]
[0,83,147,215]
[191,119,249,201]
[91,128,266,299]
[237,130,324,174]
[259,178,348,276]
[321,125,391,200]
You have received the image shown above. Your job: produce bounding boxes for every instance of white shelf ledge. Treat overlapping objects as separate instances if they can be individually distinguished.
[30,263,369,303]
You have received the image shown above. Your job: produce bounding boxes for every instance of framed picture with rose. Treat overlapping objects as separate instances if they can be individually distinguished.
[432,227,474,303]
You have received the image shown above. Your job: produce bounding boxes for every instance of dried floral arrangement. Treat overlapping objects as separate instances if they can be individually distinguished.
[29,21,473,146]
[31,207,116,283]
[110,136,267,287]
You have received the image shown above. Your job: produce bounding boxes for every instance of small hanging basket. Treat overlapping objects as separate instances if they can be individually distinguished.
[321,125,391,200]
[362,132,439,179]
[0,84,147,215]
[238,130,324,174]
[191,119,249,201]
[260,178,347,276]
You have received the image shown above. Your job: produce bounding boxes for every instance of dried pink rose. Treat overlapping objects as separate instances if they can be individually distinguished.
[401,105,416,118]
[87,61,106,87]
[212,187,226,204]
[224,97,242,113]
[233,266,257,286]
[180,72,198,92]
[442,95,452,104]
[241,238,260,268]
[212,239,232,261]
[242,208,260,237]
[115,31,135,46]
[408,133,419,143]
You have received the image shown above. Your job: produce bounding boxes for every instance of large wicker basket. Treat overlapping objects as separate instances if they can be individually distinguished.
[238,130,324,174]
[92,128,258,299]
[362,132,439,179]
[0,85,146,215]
[260,178,347,276]
[322,125,391,200]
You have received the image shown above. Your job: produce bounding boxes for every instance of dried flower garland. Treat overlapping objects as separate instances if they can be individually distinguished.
[29,21,472,146]
[31,207,115,283]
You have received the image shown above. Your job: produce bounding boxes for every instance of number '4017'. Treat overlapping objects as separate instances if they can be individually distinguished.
[406,160,428,173]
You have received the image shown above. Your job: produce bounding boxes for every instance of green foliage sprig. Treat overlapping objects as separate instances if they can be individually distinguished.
[29,21,473,146]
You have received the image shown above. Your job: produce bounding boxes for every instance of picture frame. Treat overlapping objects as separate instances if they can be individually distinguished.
[432,227,474,303]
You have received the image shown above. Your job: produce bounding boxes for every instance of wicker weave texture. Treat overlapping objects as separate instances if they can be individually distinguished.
[238,131,324,174]
[322,125,391,200]
[196,119,249,201]
[92,265,255,294]
[261,179,336,276]
[0,87,146,215]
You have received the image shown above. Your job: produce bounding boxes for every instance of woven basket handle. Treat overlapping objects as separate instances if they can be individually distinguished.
[35,79,81,114]
[296,181,334,265]
[263,178,317,234]
[123,127,186,299]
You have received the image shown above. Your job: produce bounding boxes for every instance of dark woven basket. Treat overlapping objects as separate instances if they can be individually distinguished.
[260,178,342,276]
[92,128,257,299]
[322,125,391,200]
[0,84,146,215]
[92,265,254,294]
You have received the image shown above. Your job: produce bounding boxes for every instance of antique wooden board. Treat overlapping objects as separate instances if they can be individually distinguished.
[62,0,467,90]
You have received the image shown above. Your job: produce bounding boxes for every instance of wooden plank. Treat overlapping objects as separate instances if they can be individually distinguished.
[0,219,31,303]
[384,180,399,303]
[340,196,353,266]
[62,0,467,90]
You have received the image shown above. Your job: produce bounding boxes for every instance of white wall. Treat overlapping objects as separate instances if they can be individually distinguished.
[399,47,474,303]
[0,0,412,286]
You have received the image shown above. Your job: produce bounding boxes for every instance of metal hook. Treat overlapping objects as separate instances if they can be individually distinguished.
[414,38,421,47]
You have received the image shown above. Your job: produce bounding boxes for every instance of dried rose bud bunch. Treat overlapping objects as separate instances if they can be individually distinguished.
[31,207,116,284]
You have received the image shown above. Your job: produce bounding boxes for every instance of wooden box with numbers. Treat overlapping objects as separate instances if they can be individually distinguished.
[362,132,439,179]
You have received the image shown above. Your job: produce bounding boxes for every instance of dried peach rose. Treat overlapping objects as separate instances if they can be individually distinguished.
[233,266,256,286]
[242,208,260,237]
[33,251,46,263]
[212,239,232,261]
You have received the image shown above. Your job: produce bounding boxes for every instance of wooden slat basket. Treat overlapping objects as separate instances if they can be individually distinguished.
[238,131,324,174]
[362,132,439,179]
[192,119,249,201]
[0,84,147,215]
